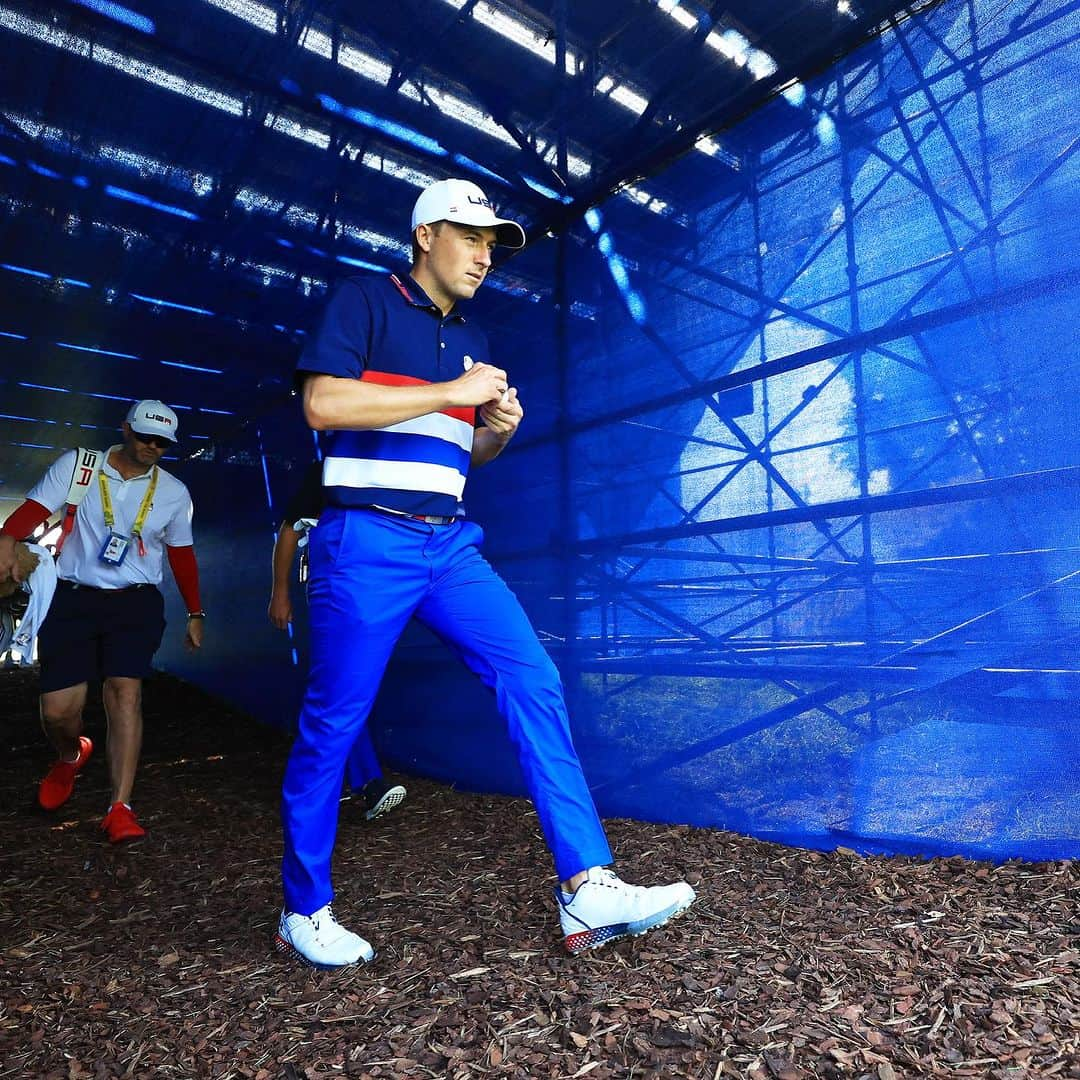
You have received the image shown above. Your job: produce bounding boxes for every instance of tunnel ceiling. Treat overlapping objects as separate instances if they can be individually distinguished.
[0,0,923,500]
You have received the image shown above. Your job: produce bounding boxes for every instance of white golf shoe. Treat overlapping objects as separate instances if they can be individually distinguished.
[274,903,375,968]
[556,867,696,955]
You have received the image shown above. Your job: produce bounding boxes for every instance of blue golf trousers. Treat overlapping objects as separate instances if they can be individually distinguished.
[281,507,612,915]
[345,726,381,792]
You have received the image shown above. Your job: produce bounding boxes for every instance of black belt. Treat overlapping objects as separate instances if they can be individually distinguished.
[364,505,457,526]
[60,580,155,592]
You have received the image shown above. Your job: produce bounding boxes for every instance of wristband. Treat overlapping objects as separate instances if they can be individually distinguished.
[187,611,206,619]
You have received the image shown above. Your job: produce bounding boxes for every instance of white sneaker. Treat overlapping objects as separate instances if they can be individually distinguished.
[555,867,696,955]
[358,778,407,822]
[274,903,375,968]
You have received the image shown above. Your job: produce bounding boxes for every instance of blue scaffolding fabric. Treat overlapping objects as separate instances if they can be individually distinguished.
[374,0,1080,861]
[140,0,1080,863]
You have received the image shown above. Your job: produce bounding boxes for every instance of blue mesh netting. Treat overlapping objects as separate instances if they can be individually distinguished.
[162,0,1079,861]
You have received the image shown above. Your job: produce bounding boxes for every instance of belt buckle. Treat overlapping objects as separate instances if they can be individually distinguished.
[368,505,452,526]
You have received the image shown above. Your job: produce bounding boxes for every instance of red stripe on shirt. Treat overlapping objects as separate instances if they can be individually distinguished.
[360,370,475,425]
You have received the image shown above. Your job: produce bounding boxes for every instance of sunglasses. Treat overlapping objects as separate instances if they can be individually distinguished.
[132,431,172,450]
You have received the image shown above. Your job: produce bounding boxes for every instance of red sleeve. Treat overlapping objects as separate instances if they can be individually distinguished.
[166,544,203,614]
[1,500,53,540]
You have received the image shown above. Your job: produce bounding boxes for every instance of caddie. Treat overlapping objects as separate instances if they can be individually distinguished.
[0,399,206,842]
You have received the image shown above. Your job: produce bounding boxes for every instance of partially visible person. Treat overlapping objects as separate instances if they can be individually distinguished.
[0,399,206,843]
[268,460,406,822]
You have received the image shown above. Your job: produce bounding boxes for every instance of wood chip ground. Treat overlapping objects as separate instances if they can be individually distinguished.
[0,669,1076,1079]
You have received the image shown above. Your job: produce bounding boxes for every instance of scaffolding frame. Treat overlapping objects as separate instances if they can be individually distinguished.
[533,0,1080,791]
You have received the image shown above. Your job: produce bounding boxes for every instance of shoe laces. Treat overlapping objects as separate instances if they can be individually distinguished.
[588,868,653,906]
[311,904,341,933]
[588,867,625,889]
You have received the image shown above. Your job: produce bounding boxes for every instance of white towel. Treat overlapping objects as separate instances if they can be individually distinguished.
[7,543,58,663]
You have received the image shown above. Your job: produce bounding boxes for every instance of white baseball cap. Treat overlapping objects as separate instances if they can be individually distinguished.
[126,399,179,443]
[411,179,526,250]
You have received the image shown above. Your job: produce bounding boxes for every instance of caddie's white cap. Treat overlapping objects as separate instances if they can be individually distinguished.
[126,399,179,443]
[411,178,526,250]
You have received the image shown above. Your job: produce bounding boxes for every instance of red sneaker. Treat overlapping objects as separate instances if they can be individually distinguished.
[100,802,146,844]
[38,736,93,811]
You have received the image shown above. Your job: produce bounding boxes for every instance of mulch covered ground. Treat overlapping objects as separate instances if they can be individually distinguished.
[0,668,1076,1080]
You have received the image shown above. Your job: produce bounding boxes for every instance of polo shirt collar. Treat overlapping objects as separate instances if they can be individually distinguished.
[390,273,466,323]
[103,444,155,482]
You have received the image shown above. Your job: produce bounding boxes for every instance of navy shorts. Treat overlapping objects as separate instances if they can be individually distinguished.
[37,581,166,693]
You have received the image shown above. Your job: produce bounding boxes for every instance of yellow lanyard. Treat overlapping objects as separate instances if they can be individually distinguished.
[99,466,158,556]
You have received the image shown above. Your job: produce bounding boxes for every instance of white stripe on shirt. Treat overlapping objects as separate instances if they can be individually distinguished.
[379,412,475,452]
[323,456,467,499]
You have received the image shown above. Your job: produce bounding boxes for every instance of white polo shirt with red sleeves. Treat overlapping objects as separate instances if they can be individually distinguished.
[27,446,194,589]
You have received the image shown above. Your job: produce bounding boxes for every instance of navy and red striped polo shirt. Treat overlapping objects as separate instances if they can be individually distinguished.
[296,272,491,518]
